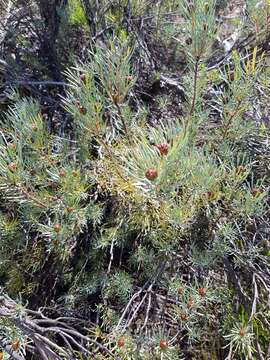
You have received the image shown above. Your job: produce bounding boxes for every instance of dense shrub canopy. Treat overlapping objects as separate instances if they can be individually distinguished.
[0,0,269,359]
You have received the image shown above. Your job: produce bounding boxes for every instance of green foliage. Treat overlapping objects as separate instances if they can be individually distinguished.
[0,0,270,359]
[224,322,255,359]
[104,271,133,305]
[246,0,270,32]
[68,0,88,27]
[64,35,136,158]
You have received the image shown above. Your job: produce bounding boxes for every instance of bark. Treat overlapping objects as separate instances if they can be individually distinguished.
[38,0,67,80]
[80,0,96,36]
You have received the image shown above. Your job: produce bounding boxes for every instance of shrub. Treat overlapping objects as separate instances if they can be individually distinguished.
[0,0,269,359]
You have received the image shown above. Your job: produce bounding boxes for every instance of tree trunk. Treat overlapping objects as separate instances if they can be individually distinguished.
[80,0,96,36]
[38,0,66,80]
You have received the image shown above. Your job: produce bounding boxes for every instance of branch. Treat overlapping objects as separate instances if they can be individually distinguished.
[0,293,118,360]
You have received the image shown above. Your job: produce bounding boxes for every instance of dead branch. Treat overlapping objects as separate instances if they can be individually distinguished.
[0,293,119,360]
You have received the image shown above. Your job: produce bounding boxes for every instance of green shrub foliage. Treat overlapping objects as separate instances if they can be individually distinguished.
[0,0,269,359]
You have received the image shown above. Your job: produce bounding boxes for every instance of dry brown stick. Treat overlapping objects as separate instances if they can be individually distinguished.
[116,288,144,329]
[42,326,118,359]
[222,98,242,139]
[56,331,90,355]
[107,239,115,275]
[140,292,152,331]
[125,290,149,329]
[0,294,118,359]
[250,273,259,321]
[189,59,200,117]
